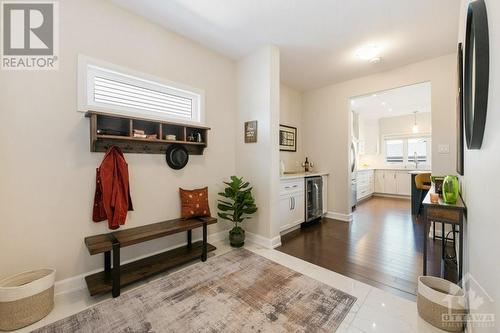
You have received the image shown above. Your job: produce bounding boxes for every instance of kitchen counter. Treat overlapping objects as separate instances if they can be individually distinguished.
[358,168,431,173]
[280,172,329,180]
[408,170,431,175]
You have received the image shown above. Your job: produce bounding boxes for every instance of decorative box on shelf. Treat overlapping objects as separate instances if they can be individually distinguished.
[86,111,210,155]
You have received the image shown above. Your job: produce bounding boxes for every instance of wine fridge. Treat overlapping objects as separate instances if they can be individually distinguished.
[305,176,323,222]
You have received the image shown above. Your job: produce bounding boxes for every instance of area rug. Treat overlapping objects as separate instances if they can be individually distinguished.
[33,249,356,332]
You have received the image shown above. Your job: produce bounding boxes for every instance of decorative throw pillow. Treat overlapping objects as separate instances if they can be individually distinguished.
[179,187,211,219]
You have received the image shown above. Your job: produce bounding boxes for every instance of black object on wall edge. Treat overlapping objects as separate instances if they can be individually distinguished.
[457,43,464,175]
[464,0,489,150]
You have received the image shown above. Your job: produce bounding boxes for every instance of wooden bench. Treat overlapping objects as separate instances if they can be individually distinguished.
[84,217,217,297]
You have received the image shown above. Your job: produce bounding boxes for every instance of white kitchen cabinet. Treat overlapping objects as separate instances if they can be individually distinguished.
[279,178,305,232]
[321,175,328,214]
[374,170,411,196]
[356,170,374,201]
[375,170,385,193]
[384,171,397,194]
[396,171,411,196]
[279,195,304,232]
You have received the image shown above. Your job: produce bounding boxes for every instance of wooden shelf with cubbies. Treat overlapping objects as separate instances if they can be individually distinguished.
[86,111,210,155]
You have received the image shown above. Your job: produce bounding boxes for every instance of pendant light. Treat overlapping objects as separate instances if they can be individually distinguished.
[412,111,419,133]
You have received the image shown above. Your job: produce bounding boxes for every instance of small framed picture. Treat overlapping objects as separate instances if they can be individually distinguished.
[245,121,258,143]
[279,125,297,152]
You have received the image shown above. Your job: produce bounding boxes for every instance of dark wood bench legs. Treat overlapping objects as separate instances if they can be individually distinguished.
[202,223,207,262]
[97,222,210,298]
[111,238,121,298]
[104,251,111,279]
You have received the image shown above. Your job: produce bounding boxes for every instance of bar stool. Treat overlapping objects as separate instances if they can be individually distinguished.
[415,172,435,238]
[415,173,431,215]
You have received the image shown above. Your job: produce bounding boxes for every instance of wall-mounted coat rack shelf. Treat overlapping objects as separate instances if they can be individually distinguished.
[86,111,210,155]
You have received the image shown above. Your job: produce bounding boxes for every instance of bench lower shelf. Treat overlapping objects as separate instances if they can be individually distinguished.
[85,241,216,296]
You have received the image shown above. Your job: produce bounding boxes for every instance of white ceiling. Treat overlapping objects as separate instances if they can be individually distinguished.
[351,82,431,120]
[111,0,460,91]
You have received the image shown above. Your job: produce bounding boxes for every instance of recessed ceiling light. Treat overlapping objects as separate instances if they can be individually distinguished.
[381,102,387,106]
[372,94,377,97]
[389,108,393,112]
[355,43,382,63]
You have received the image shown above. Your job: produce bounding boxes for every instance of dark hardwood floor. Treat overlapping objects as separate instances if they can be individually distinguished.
[277,196,457,301]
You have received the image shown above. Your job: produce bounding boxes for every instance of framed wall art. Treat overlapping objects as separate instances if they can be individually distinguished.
[244,120,258,143]
[279,125,297,152]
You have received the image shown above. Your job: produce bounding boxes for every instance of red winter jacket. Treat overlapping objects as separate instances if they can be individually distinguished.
[93,146,133,229]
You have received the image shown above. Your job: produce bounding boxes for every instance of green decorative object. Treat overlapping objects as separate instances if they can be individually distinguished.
[443,175,459,204]
[217,176,258,248]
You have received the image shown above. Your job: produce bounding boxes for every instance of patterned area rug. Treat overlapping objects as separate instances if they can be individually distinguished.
[34,249,356,332]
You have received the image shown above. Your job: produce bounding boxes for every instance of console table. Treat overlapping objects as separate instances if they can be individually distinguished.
[422,188,466,283]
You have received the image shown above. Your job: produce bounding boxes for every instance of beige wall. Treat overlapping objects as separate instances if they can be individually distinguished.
[0,0,237,282]
[458,1,499,331]
[279,84,304,172]
[303,54,457,216]
[236,46,281,241]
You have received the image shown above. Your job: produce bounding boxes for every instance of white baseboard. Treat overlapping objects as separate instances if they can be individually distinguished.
[373,193,410,200]
[325,211,353,222]
[245,231,282,249]
[54,229,229,296]
[280,224,301,236]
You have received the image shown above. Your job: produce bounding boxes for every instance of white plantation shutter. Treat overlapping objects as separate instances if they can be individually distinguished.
[385,139,404,163]
[84,63,202,123]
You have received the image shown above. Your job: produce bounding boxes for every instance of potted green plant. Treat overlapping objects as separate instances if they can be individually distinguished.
[217,176,258,247]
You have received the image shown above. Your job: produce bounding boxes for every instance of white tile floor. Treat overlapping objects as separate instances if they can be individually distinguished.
[14,240,448,333]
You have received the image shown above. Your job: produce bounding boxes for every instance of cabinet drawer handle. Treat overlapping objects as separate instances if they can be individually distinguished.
[284,185,299,189]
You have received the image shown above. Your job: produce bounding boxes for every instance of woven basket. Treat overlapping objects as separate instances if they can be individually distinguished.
[417,276,466,332]
[0,269,55,331]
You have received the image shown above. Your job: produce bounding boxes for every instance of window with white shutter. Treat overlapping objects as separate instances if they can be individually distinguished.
[78,56,204,123]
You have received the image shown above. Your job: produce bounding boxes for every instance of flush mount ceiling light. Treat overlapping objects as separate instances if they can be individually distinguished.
[355,43,382,63]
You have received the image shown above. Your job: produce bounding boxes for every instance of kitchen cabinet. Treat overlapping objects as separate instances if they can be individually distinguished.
[279,178,305,232]
[384,171,398,194]
[375,170,385,193]
[322,175,328,214]
[374,170,411,196]
[356,170,374,201]
[396,172,411,196]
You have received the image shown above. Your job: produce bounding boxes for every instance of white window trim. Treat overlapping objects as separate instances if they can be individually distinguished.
[77,54,206,125]
[383,133,432,168]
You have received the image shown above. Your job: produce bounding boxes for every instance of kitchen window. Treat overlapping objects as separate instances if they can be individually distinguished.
[78,55,204,123]
[385,139,404,163]
[407,138,428,163]
[384,135,431,166]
